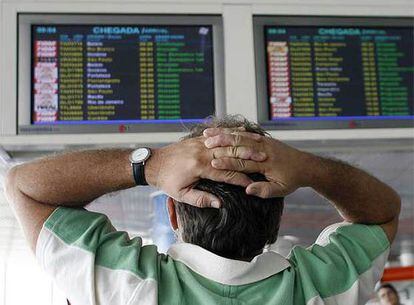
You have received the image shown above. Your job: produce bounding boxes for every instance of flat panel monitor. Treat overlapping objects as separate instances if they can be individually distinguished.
[254,16,414,129]
[18,14,224,134]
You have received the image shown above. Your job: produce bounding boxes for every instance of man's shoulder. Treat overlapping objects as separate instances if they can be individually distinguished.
[287,222,390,305]
[288,222,389,270]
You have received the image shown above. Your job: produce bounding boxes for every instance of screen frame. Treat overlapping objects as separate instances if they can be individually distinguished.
[18,13,225,134]
[254,15,414,130]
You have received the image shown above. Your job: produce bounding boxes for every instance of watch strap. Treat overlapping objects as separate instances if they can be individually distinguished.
[132,162,148,186]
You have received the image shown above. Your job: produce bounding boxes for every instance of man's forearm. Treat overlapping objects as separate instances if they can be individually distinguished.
[9,148,159,207]
[305,154,401,224]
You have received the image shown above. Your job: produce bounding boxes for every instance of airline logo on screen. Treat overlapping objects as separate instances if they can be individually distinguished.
[33,40,59,123]
[268,41,291,118]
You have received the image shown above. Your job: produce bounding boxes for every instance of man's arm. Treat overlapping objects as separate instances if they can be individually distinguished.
[6,149,135,207]
[302,155,400,242]
[4,149,136,250]
[203,129,401,243]
[4,137,261,252]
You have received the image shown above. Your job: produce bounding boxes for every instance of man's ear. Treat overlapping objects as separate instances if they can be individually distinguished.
[166,197,178,230]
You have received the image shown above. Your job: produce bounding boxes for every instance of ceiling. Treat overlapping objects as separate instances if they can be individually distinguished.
[0,138,413,262]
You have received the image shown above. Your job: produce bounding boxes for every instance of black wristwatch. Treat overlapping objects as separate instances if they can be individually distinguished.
[129,148,152,185]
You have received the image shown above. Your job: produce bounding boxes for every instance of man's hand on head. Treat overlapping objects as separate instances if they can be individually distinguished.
[145,136,266,208]
[203,128,314,198]
[203,127,401,243]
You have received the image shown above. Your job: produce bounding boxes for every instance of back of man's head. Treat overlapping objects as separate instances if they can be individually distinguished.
[174,115,284,260]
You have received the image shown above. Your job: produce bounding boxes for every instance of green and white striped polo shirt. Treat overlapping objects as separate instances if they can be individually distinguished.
[36,207,390,305]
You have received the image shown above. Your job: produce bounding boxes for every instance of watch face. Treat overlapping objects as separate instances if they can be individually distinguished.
[131,148,150,163]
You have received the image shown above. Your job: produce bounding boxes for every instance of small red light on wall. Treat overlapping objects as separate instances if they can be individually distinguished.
[119,125,127,133]
[348,121,357,128]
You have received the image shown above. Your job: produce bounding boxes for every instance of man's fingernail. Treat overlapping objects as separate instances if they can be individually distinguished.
[205,138,213,147]
[247,187,257,195]
[212,159,222,167]
[252,152,266,161]
[211,201,221,208]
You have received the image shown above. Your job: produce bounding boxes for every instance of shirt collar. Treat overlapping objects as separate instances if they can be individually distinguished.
[167,242,291,286]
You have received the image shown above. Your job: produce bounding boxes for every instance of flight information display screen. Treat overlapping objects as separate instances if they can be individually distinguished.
[31,24,215,124]
[264,26,414,121]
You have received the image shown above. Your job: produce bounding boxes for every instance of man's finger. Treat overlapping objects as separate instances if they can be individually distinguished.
[205,133,262,149]
[203,127,245,137]
[203,169,252,187]
[211,157,264,173]
[211,146,266,161]
[179,188,222,208]
[204,129,261,142]
[246,182,285,198]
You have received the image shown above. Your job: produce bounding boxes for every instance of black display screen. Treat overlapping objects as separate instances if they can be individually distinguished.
[31,25,215,124]
[264,26,414,121]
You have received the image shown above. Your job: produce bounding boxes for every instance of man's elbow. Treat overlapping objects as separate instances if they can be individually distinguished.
[3,166,20,205]
[391,190,402,221]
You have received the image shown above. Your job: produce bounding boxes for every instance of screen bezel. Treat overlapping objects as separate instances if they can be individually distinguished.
[18,14,225,134]
[254,16,414,130]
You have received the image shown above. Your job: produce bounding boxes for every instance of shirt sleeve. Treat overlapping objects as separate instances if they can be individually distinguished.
[36,207,159,305]
[289,222,390,305]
